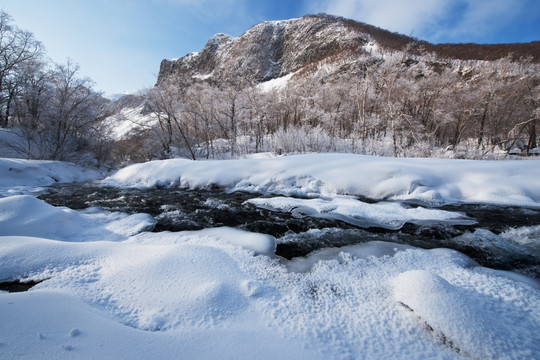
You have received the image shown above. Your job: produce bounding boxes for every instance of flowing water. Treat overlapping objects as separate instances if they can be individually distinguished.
[38,184,540,279]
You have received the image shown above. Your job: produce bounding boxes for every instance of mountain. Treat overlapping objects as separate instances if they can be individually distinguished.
[105,14,538,164]
[156,14,539,89]
[157,15,365,87]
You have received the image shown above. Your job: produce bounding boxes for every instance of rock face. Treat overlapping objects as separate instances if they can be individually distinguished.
[156,13,540,89]
[157,15,368,87]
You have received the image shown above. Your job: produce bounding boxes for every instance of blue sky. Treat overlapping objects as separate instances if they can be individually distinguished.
[1,0,538,96]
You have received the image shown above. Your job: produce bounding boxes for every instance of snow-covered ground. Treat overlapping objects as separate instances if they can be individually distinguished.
[105,153,540,207]
[0,158,99,197]
[102,104,158,140]
[1,154,540,359]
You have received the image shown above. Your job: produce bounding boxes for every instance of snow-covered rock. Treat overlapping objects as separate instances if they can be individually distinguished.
[0,158,99,197]
[157,15,366,87]
[0,195,155,241]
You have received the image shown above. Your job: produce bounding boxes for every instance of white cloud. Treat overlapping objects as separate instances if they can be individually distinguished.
[306,0,529,43]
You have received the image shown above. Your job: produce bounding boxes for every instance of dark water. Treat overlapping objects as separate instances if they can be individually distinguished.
[38,184,540,279]
[0,280,43,293]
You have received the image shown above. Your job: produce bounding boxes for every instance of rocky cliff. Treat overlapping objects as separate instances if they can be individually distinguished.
[156,15,372,87]
[156,14,539,90]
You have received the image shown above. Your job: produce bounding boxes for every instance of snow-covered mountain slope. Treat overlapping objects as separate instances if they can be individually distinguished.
[157,14,539,89]
[105,14,539,153]
[157,15,365,87]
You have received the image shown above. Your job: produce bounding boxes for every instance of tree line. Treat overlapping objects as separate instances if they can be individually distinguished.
[123,46,539,163]
[0,11,109,163]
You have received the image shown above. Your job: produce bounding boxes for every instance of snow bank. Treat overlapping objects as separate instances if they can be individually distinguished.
[2,233,539,359]
[105,154,540,207]
[393,269,540,358]
[0,158,99,197]
[0,195,156,241]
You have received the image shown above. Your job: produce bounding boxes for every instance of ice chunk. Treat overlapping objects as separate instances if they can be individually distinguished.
[247,195,474,229]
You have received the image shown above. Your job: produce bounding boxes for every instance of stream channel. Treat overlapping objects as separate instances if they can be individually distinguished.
[38,184,540,279]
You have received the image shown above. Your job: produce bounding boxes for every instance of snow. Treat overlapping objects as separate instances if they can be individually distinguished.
[102,105,158,140]
[1,155,540,359]
[0,158,99,197]
[105,153,540,207]
[257,72,294,93]
[193,72,214,81]
[0,128,22,158]
[0,195,156,242]
[363,41,379,54]
[105,88,148,101]
[393,269,540,358]
[2,230,539,359]
[247,195,474,229]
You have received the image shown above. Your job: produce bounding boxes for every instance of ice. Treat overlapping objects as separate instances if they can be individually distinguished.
[500,224,540,248]
[247,195,474,229]
[286,241,416,272]
[453,228,539,260]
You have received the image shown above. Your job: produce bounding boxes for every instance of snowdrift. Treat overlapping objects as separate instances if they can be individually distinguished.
[105,153,540,207]
[1,155,539,359]
[1,230,539,359]
[0,158,99,197]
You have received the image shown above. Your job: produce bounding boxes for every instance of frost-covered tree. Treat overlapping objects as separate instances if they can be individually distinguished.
[0,11,110,164]
[0,11,44,128]
[11,60,108,161]
[146,79,204,160]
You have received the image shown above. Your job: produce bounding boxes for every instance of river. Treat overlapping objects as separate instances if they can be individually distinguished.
[38,184,540,279]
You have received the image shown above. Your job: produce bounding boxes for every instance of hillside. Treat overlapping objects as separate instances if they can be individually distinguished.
[106,14,539,164]
[157,14,540,89]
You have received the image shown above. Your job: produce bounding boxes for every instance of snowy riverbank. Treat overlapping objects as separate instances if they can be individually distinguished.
[105,153,540,207]
[1,154,539,359]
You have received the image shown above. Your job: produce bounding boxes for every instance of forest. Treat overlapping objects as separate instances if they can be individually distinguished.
[124,48,540,163]
[1,10,539,166]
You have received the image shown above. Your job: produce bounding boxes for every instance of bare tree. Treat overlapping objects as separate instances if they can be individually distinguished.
[146,80,198,160]
[0,11,44,128]
[10,60,108,161]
